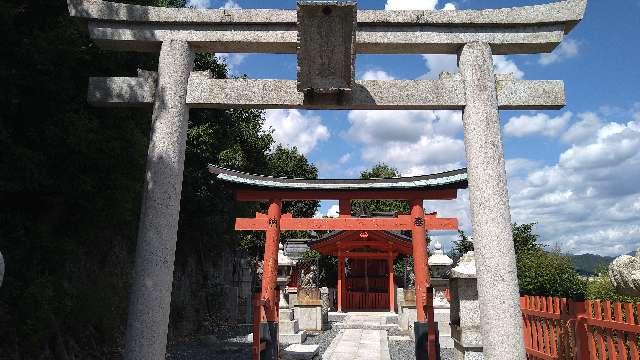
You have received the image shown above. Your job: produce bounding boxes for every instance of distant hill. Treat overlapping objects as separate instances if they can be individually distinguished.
[570,253,616,276]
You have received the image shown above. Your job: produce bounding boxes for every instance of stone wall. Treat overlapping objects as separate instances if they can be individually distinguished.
[169,249,256,338]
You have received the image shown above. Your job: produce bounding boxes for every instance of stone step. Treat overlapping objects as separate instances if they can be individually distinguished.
[333,322,401,331]
[328,312,348,323]
[282,344,319,360]
[280,331,307,345]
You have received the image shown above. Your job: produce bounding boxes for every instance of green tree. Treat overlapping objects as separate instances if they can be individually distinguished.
[351,164,410,215]
[585,266,640,303]
[513,223,586,298]
[450,230,474,265]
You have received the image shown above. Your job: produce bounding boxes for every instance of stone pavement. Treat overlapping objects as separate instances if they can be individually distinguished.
[322,329,390,360]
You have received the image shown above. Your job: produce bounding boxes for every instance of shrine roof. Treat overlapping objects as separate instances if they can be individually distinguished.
[208,165,468,191]
[308,230,414,256]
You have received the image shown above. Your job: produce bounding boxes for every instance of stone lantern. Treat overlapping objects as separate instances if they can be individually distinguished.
[428,241,454,348]
[277,243,306,344]
[277,243,295,309]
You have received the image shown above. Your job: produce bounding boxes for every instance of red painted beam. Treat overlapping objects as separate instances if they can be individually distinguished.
[235,189,458,201]
[235,214,459,231]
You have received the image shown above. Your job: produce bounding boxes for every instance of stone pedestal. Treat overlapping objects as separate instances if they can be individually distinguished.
[279,308,307,344]
[295,303,327,331]
[449,252,483,359]
[399,289,417,333]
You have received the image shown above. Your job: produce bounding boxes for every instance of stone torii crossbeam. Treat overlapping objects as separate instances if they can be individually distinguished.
[67,0,587,359]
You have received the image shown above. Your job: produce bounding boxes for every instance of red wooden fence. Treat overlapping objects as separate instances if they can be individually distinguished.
[521,296,640,360]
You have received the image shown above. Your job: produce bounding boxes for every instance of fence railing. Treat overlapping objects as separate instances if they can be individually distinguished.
[520,295,640,360]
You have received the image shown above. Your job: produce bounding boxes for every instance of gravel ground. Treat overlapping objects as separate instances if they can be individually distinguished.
[387,329,455,360]
[298,324,340,356]
[168,325,341,360]
[167,341,251,360]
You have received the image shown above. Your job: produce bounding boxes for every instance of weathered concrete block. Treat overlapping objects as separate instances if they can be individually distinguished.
[297,1,356,94]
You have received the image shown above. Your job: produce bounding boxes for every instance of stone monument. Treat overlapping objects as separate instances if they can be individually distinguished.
[67,0,587,358]
[428,241,454,349]
[450,252,483,359]
[608,248,640,297]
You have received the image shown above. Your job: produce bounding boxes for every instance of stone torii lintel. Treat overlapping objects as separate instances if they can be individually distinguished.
[88,71,566,111]
[67,0,587,55]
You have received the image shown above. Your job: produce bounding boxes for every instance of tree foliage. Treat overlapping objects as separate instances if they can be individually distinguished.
[0,0,318,357]
[513,223,586,298]
[449,230,474,265]
[351,164,410,216]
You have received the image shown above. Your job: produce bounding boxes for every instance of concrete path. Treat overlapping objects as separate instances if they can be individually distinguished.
[322,329,391,360]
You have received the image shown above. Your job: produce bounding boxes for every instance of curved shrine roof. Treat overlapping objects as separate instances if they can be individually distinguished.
[208,165,468,191]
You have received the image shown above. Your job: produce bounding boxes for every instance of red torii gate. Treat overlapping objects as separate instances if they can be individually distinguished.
[209,166,467,360]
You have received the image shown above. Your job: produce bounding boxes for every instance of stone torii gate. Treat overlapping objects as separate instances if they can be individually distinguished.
[67,0,586,359]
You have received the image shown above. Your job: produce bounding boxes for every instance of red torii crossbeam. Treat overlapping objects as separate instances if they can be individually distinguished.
[236,213,458,231]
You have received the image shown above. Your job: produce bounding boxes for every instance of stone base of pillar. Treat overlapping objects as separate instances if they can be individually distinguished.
[414,321,441,360]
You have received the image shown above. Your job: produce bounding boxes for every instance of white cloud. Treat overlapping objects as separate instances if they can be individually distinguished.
[539,39,580,66]
[263,110,330,154]
[506,158,540,177]
[385,0,437,10]
[338,153,352,164]
[420,54,523,80]
[420,55,458,79]
[326,204,340,218]
[559,121,640,170]
[215,53,248,73]
[360,70,395,80]
[442,3,456,10]
[508,112,640,256]
[187,0,240,9]
[493,55,524,79]
[221,0,240,9]
[504,112,572,138]
[345,109,464,175]
[561,112,603,145]
[186,0,211,8]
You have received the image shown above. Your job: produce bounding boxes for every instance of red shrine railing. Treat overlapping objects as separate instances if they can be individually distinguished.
[520,295,640,360]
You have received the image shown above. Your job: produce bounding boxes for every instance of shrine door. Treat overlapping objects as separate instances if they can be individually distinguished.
[346,259,389,311]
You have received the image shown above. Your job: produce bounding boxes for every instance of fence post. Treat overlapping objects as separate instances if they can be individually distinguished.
[571,300,590,360]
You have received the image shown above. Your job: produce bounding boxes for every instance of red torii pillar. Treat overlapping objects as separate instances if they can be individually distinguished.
[259,199,281,360]
[411,199,437,360]
[337,198,350,313]
[337,252,345,312]
[387,253,395,313]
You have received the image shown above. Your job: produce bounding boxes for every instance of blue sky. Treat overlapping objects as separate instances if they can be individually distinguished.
[189,0,640,256]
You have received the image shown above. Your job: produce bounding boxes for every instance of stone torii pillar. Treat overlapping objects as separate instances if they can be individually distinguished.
[458,42,525,359]
[124,40,193,360]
